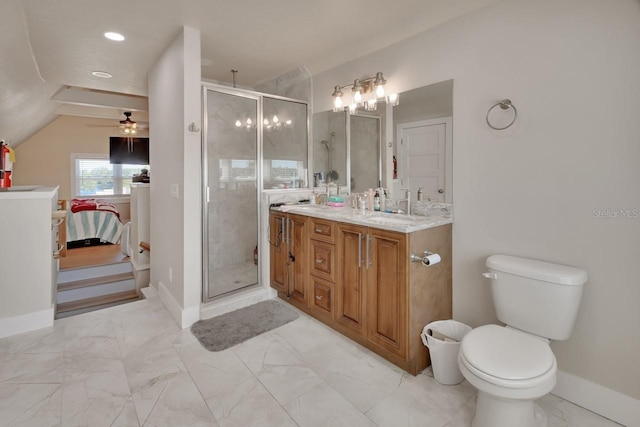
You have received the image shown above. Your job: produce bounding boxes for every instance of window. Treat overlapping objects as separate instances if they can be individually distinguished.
[71,154,148,197]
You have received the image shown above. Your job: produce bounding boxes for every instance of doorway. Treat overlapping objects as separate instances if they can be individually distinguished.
[397,117,452,202]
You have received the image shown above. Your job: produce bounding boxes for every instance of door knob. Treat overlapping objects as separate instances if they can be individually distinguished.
[438,189,444,194]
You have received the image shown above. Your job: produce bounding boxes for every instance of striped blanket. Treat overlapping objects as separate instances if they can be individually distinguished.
[66,210,123,244]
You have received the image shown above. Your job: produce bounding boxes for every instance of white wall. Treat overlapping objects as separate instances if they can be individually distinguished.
[313,0,640,419]
[148,27,202,328]
[0,190,57,337]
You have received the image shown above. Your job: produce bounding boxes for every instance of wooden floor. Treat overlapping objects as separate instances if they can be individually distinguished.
[60,244,129,270]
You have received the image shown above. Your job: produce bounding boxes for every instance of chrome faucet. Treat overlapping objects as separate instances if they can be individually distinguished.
[400,188,411,215]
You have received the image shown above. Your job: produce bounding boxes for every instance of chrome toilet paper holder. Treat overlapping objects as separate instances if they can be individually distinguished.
[410,250,441,266]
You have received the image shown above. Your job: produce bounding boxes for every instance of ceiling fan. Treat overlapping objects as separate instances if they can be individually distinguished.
[119,111,137,135]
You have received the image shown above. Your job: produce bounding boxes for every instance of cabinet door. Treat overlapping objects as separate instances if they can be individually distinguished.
[288,214,308,306]
[310,239,335,283]
[336,223,367,336]
[367,228,407,357]
[310,276,334,318]
[269,212,287,293]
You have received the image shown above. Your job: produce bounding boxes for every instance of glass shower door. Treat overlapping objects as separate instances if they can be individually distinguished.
[204,88,259,300]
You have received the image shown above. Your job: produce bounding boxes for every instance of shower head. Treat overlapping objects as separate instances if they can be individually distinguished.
[321,140,333,151]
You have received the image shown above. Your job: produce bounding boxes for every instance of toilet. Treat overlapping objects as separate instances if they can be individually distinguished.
[458,255,587,427]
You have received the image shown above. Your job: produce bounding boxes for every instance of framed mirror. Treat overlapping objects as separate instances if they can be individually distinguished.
[312,79,453,201]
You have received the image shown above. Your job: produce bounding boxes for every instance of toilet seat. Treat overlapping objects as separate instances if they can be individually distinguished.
[460,325,556,389]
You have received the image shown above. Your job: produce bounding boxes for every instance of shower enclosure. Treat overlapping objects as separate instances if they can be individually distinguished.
[202,84,308,301]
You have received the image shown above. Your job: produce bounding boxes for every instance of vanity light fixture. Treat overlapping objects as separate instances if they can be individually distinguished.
[263,115,292,131]
[387,93,400,106]
[332,72,397,114]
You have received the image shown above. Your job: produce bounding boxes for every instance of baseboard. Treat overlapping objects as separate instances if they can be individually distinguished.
[553,370,639,427]
[200,286,276,320]
[156,281,200,329]
[0,306,55,339]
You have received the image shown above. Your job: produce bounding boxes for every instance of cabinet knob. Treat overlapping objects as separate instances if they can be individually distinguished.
[316,295,323,300]
[315,258,325,264]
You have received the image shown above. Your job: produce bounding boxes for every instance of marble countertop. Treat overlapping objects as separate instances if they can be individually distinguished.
[0,185,59,199]
[273,204,452,233]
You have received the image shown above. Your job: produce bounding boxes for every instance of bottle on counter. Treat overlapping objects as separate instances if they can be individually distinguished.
[367,188,374,210]
[374,190,380,211]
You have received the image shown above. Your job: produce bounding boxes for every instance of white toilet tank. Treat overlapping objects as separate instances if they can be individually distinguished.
[485,255,588,341]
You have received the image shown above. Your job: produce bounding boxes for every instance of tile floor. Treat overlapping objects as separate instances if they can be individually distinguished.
[0,295,622,427]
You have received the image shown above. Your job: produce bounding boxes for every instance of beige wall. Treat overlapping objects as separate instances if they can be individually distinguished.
[314,0,640,407]
[13,115,148,202]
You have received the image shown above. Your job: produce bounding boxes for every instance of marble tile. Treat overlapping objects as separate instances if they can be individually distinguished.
[284,382,376,427]
[365,371,462,427]
[0,352,63,384]
[538,394,623,427]
[0,293,624,427]
[205,377,280,427]
[301,340,403,412]
[233,331,323,405]
[249,404,298,427]
[123,334,186,426]
[61,356,132,427]
[0,383,62,427]
[110,397,140,427]
[143,372,217,427]
[5,326,65,354]
[178,341,254,400]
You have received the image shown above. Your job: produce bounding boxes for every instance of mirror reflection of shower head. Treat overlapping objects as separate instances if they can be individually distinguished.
[321,140,333,151]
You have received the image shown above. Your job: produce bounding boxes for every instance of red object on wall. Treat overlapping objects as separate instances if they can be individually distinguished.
[0,143,11,188]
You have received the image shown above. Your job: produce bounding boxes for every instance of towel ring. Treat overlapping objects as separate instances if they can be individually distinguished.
[486,99,517,130]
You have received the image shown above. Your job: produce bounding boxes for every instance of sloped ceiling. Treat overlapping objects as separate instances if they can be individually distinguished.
[0,0,500,147]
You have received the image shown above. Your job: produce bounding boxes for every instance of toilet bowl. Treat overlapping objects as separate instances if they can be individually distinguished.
[459,255,587,427]
[458,325,556,427]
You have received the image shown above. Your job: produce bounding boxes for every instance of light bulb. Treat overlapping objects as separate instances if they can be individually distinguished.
[272,115,279,123]
[235,120,242,127]
[285,120,292,126]
[353,90,362,105]
[263,118,270,126]
[375,84,385,98]
[333,95,343,112]
[246,118,252,126]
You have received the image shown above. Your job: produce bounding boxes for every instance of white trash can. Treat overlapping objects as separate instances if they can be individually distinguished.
[421,320,472,385]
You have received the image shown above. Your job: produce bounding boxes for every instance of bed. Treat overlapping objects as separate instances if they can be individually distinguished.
[65,199,123,245]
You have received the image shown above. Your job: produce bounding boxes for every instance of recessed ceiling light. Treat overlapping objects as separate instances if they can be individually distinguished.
[104,32,125,41]
[92,71,112,78]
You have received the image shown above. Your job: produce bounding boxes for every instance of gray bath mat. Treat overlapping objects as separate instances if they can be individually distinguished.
[190,299,299,351]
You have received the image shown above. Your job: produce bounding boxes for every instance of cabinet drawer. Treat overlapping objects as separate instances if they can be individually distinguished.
[309,218,335,243]
[311,277,333,315]
[310,239,335,282]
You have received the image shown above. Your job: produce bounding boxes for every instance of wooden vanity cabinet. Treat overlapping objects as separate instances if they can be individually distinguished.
[269,212,309,307]
[308,218,336,319]
[336,223,368,336]
[269,211,288,293]
[269,210,452,375]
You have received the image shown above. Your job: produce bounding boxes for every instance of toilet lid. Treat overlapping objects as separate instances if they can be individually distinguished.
[461,325,555,381]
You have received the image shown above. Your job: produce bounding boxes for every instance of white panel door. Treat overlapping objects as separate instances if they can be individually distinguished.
[399,121,447,202]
